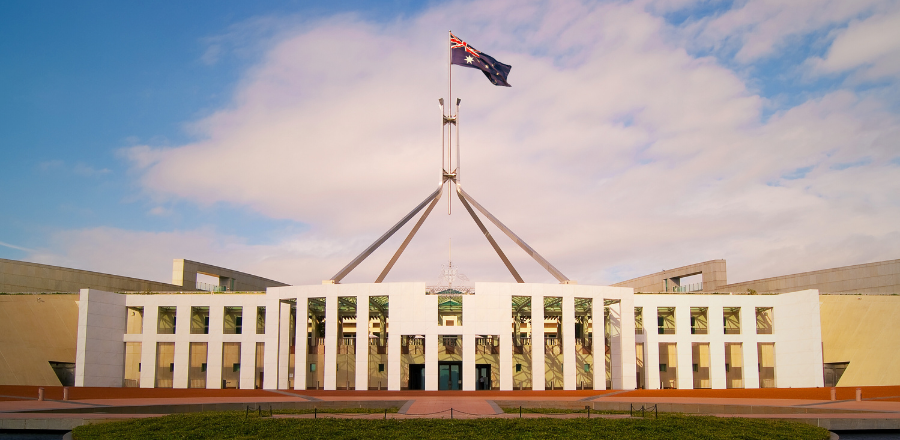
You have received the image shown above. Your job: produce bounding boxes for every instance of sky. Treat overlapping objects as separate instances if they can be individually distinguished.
[1,0,899,288]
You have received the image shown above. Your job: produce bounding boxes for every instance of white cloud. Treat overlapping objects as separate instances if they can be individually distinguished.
[37,0,900,287]
[812,7,900,80]
[675,0,884,63]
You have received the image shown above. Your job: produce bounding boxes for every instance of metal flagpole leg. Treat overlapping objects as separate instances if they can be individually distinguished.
[457,186,571,283]
[456,98,461,183]
[455,181,524,283]
[375,182,445,282]
[329,178,447,283]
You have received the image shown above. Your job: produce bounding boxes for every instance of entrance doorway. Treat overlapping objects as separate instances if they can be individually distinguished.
[438,362,462,390]
[475,364,492,390]
[408,364,425,390]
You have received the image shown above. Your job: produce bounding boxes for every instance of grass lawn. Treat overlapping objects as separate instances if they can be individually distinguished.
[72,411,830,439]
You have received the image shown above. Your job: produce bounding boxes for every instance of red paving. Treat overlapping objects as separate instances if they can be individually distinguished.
[2,385,900,423]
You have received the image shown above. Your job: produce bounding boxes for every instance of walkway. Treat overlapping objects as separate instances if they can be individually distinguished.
[0,385,899,431]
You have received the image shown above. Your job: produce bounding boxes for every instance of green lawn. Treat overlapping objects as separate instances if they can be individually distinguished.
[72,411,830,439]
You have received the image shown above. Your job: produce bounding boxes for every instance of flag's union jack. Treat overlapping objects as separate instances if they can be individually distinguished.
[450,33,482,58]
[449,32,511,87]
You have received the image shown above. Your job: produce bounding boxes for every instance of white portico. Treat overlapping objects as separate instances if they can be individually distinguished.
[75,281,823,391]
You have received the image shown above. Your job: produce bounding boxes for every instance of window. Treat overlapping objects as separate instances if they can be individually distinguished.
[659,364,667,372]
[233,363,240,372]
[516,364,522,372]
[584,364,591,373]
[657,308,675,334]
[157,307,177,334]
[224,307,243,335]
[690,308,707,335]
[256,306,266,334]
[756,308,774,334]
[126,307,144,334]
[378,364,385,373]
[634,307,643,334]
[310,364,316,372]
[191,307,210,334]
[438,294,462,326]
[724,308,741,334]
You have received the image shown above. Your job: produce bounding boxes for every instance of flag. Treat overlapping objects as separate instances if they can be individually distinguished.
[450,32,511,87]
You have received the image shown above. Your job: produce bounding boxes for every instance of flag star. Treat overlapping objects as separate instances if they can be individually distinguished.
[465,55,474,64]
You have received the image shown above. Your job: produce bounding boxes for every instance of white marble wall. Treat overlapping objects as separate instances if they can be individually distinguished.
[634,290,823,390]
[75,289,127,387]
[75,283,822,391]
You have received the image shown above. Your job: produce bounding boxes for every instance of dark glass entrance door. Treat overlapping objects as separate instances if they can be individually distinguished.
[438,362,461,390]
[475,364,491,390]
[408,364,425,390]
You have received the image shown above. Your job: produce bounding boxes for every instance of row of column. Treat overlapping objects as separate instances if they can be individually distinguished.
[269,294,636,391]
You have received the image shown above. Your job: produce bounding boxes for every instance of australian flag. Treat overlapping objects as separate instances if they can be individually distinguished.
[450,32,511,87]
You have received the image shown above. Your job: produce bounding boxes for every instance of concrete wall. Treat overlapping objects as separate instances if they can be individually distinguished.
[820,294,900,386]
[0,294,79,386]
[1,258,187,293]
[721,259,900,294]
[613,260,728,293]
[172,259,288,292]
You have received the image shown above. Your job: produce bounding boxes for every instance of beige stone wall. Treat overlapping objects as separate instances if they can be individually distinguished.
[172,259,288,291]
[723,259,900,294]
[613,260,727,293]
[0,258,187,293]
[820,295,900,386]
[0,294,79,385]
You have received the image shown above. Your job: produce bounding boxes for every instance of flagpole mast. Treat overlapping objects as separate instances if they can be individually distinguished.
[447,30,452,215]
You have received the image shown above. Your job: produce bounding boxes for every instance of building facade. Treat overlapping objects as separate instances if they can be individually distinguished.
[75,283,824,391]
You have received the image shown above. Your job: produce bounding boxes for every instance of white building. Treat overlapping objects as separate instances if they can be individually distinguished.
[75,282,823,391]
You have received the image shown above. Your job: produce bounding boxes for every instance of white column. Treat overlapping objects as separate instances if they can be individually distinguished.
[388,317,401,390]
[172,305,191,389]
[139,305,158,388]
[532,293,545,390]
[592,297,605,390]
[562,296,576,390]
[293,298,308,390]
[425,333,438,390]
[708,304,726,389]
[239,336,256,390]
[646,332,661,390]
[742,306,760,389]
[207,340,223,389]
[262,296,281,389]
[608,301,623,389]
[277,301,292,389]
[355,294,369,390]
[324,296,338,390]
[500,322,513,391]
[206,305,224,389]
[462,333,475,390]
[675,304,693,389]
[618,294,637,390]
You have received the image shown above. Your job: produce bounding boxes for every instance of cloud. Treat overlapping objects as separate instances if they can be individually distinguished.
[811,7,900,80]
[688,0,883,60]
[38,0,899,287]
[0,241,35,253]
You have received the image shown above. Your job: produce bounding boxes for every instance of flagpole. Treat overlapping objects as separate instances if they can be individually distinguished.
[448,30,453,215]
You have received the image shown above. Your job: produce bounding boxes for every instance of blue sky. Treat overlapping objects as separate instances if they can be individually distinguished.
[2,0,899,287]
